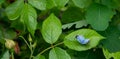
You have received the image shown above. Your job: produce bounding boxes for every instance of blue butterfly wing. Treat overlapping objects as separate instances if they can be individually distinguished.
[76,35,85,44]
[81,39,90,44]
[76,35,85,40]
[76,35,90,44]
[77,38,84,44]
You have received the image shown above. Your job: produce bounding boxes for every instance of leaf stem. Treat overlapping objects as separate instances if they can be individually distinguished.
[11,52,14,59]
[19,36,34,59]
[39,42,64,55]
[29,42,33,59]
[19,36,31,50]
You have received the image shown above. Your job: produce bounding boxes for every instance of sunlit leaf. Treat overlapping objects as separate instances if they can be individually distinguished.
[28,0,46,10]
[64,29,104,51]
[33,54,45,59]
[21,3,37,36]
[49,47,71,59]
[46,0,56,9]
[41,14,62,44]
[46,0,69,9]
[54,0,69,8]
[103,48,120,59]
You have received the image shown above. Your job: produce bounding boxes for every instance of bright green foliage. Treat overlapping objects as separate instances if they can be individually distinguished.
[86,3,115,31]
[1,50,9,59]
[72,0,92,8]
[21,3,37,36]
[33,55,45,59]
[103,48,120,59]
[1,0,120,59]
[41,14,62,44]
[54,0,69,8]
[49,47,71,59]
[28,0,46,10]
[64,29,104,51]
[46,0,69,9]
[6,0,37,36]
[62,20,88,29]
[5,0,24,20]
[46,0,56,9]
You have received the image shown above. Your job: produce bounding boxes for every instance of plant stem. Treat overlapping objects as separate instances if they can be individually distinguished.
[19,36,31,50]
[19,36,34,59]
[11,52,14,59]
[39,42,64,55]
[20,36,64,58]
[29,42,33,59]
[39,46,52,55]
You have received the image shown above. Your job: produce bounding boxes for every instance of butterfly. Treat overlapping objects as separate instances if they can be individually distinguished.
[76,35,90,44]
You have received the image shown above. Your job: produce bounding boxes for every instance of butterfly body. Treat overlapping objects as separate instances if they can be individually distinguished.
[76,35,90,44]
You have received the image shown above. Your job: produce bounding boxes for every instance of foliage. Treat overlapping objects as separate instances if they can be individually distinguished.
[0,0,120,59]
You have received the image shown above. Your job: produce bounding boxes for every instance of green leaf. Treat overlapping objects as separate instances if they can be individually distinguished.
[99,25,120,52]
[103,48,113,59]
[61,7,84,23]
[101,0,120,9]
[4,29,17,39]
[49,47,71,59]
[72,0,92,8]
[28,0,46,10]
[64,29,104,51]
[103,48,120,59]
[0,26,16,40]
[101,0,118,8]
[33,54,45,59]
[46,0,69,9]
[5,0,24,20]
[0,0,5,5]
[21,3,37,36]
[62,20,88,29]
[41,14,62,44]
[46,0,56,9]
[10,20,25,32]
[114,0,120,7]
[54,0,69,8]
[113,52,120,59]
[1,50,10,59]
[86,3,115,31]
[99,13,120,52]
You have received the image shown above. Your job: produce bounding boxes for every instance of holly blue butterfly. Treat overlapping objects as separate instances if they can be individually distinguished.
[76,35,90,44]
